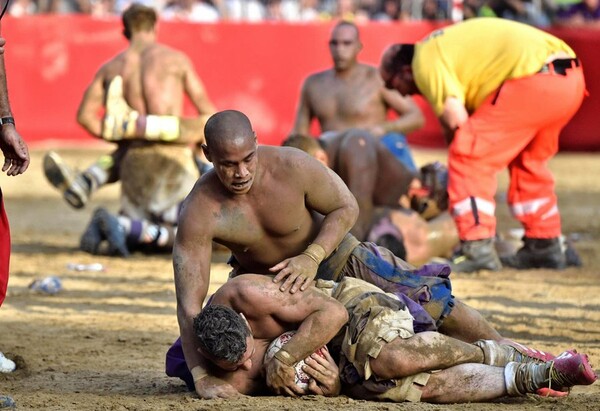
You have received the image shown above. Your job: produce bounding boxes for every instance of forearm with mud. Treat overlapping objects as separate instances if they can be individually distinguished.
[178,311,232,391]
[276,306,348,365]
[174,249,217,387]
[178,312,206,375]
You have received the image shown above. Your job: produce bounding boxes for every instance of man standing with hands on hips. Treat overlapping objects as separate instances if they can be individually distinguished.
[379,18,586,273]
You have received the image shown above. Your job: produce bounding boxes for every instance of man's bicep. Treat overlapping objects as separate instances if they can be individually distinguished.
[305,163,356,215]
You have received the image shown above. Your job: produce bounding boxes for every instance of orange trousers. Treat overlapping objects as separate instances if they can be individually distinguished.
[448,63,586,241]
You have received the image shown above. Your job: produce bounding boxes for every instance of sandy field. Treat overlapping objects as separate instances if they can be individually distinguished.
[0,145,598,411]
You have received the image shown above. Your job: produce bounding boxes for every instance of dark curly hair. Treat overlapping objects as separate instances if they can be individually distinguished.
[193,305,251,363]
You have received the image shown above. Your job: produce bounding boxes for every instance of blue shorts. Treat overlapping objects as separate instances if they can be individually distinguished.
[380,133,417,173]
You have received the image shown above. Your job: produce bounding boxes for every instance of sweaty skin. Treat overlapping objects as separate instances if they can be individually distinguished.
[198,274,347,397]
[292,22,424,138]
[76,28,215,144]
[173,110,358,400]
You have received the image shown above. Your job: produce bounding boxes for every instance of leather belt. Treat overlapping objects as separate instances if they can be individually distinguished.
[538,58,580,76]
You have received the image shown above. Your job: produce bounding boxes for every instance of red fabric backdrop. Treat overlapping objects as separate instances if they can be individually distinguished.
[2,16,599,150]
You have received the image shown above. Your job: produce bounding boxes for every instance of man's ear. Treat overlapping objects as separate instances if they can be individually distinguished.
[202,144,211,162]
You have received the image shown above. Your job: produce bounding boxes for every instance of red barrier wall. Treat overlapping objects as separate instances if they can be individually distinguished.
[2,16,599,150]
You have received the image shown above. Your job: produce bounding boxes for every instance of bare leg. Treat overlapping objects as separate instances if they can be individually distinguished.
[421,364,506,403]
[370,331,484,380]
[439,300,502,343]
[422,351,597,403]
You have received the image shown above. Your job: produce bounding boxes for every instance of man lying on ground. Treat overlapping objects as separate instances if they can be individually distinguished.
[166,274,596,402]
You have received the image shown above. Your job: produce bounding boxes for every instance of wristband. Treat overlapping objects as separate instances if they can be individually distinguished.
[145,115,179,141]
[0,117,14,127]
[273,348,296,367]
[301,243,326,266]
[191,365,208,383]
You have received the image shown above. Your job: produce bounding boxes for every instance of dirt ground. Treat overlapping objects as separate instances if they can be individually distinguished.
[0,145,598,411]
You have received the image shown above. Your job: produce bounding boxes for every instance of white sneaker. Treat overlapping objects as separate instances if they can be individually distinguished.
[0,352,15,373]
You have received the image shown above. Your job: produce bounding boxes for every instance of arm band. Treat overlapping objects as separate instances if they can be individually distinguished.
[145,115,180,141]
[301,243,326,266]
[273,348,297,367]
[191,365,209,383]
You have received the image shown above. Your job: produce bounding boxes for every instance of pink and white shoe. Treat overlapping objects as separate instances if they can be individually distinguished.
[548,350,597,389]
[499,339,556,363]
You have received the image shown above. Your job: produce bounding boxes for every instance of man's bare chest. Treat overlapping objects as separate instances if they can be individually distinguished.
[216,194,310,246]
[309,81,382,119]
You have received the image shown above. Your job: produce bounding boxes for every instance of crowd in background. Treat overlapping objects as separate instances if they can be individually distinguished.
[5,0,600,28]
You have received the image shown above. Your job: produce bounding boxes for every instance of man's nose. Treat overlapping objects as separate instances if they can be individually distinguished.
[235,164,248,178]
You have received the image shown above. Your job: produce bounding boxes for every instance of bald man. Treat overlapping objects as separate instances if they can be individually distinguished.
[173,110,538,400]
[291,20,424,172]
